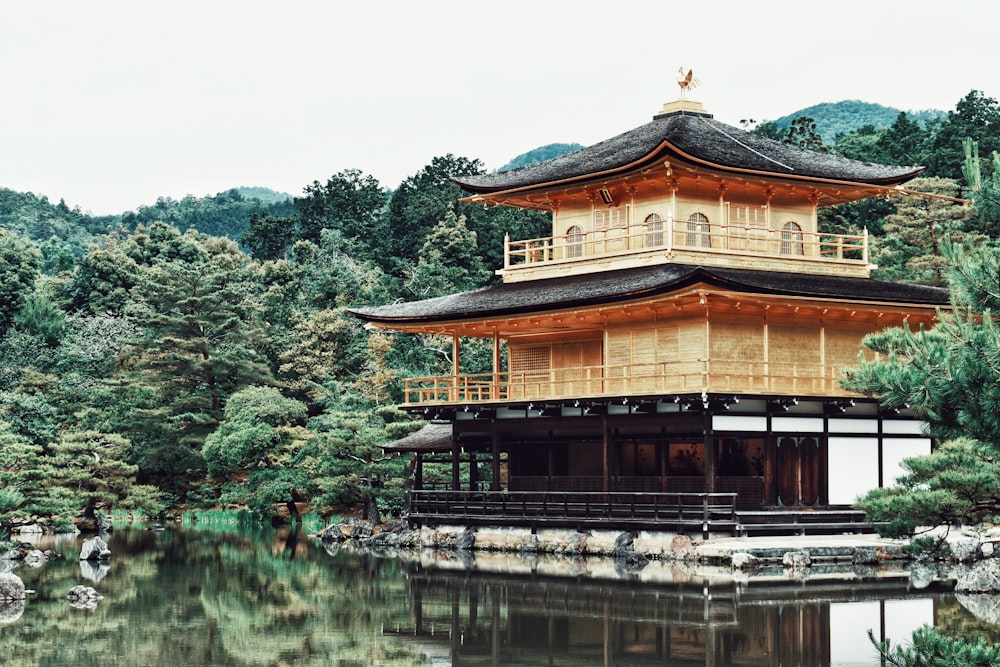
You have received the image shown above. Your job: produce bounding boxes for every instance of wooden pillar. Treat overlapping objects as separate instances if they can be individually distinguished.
[451,438,461,492]
[415,453,423,491]
[704,407,716,493]
[491,423,501,491]
[469,452,478,491]
[492,330,501,400]
[451,333,460,402]
[491,595,501,667]
[602,415,610,493]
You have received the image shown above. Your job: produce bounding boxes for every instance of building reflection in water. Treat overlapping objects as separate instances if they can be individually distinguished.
[384,562,942,666]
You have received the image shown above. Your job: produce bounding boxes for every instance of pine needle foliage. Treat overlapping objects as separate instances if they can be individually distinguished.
[870,626,1000,667]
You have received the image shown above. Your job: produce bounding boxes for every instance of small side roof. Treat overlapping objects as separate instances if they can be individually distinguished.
[381,422,453,453]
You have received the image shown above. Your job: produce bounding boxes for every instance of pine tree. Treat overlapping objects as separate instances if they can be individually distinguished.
[871,626,1000,667]
[40,430,165,524]
[406,205,488,299]
[874,177,978,284]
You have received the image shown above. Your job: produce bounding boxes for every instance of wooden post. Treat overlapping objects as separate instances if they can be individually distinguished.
[704,408,716,493]
[469,452,478,491]
[602,415,610,493]
[492,330,501,400]
[503,232,510,269]
[415,453,423,491]
[491,424,500,491]
[451,333,460,402]
[451,438,461,492]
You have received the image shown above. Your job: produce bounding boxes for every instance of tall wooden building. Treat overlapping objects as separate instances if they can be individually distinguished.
[350,94,950,533]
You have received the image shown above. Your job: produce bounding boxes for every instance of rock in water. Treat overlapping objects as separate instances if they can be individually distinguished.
[0,573,26,601]
[96,513,113,533]
[79,536,111,561]
[66,585,104,609]
[956,559,1000,593]
[957,593,1000,624]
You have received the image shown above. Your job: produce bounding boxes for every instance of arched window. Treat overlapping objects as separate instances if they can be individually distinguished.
[566,225,584,258]
[644,213,664,247]
[686,212,711,247]
[780,221,804,255]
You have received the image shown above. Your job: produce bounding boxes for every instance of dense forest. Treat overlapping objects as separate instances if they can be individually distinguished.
[1,90,999,533]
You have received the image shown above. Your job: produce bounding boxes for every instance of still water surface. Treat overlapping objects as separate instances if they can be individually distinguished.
[1,521,996,666]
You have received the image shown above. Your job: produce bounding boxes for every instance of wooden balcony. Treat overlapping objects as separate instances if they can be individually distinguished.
[501,219,870,281]
[401,360,857,407]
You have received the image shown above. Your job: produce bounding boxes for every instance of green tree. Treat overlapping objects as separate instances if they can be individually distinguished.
[783,115,828,153]
[63,241,140,315]
[843,241,1000,446]
[927,90,1000,178]
[294,169,387,244]
[111,226,272,489]
[0,419,43,528]
[277,308,370,406]
[307,386,415,522]
[875,112,934,167]
[239,212,298,261]
[0,229,41,335]
[963,138,1000,232]
[871,626,1000,667]
[832,123,882,162]
[41,429,165,523]
[202,386,312,517]
[14,292,66,347]
[375,154,484,274]
[406,205,489,298]
[855,439,1000,537]
[873,177,976,284]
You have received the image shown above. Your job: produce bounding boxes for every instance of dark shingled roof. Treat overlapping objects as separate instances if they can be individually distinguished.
[382,422,453,452]
[349,264,951,325]
[455,112,923,193]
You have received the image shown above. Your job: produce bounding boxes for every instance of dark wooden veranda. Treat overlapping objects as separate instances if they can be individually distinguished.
[406,490,877,537]
[408,490,739,536]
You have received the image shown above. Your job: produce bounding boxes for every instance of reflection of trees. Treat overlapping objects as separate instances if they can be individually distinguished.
[0,525,427,666]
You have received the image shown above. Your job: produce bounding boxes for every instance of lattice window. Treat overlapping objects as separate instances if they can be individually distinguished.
[781,221,804,255]
[644,213,664,247]
[685,212,711,247]
[510,345,550,373]
[594,206,628,231]
[566,225,584,258]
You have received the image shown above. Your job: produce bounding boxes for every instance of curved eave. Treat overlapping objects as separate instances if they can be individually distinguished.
[458,141,923,209]
[348,265,949,330]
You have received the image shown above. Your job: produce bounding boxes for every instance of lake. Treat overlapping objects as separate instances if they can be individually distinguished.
[1,518,996,666]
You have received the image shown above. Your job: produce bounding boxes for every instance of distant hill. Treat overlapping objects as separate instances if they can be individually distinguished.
[497,143,583,172]
[233,186,294,203]
[768,100,947,143]
[496,102,949,170]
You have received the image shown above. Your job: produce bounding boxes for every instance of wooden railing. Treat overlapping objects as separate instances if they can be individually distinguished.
[407,490,738,534]
[401,360,854,406]
[504,219,867,270]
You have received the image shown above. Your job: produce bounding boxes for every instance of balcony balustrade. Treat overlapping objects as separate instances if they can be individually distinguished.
[401,360,857,407]
[502,218,869,277]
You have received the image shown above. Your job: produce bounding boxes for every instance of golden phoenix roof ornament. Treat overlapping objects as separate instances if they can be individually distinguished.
[676,67,701,99]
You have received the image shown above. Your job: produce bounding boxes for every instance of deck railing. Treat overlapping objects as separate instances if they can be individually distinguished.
[504,219,868,270]
[407,489,738,533]
[401,359,852,406]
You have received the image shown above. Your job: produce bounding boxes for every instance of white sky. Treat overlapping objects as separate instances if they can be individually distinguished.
[1,1,995,215]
